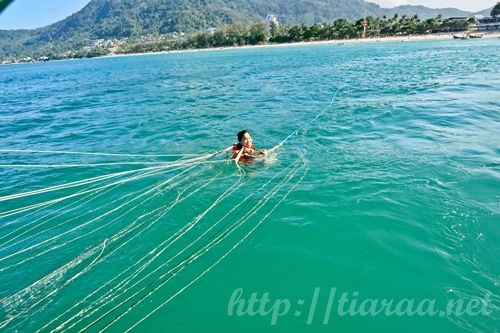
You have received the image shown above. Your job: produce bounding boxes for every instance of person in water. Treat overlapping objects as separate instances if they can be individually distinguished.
[232,130,267,162]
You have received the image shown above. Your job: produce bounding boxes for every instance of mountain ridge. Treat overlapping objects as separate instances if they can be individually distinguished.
[0,0,493,60]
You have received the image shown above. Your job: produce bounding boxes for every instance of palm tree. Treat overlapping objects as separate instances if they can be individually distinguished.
[333,18,357,39]
[467,17,476,32]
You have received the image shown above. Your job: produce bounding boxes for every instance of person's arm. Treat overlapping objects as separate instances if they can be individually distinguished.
[243,146,267,157]
[234,147,244,165]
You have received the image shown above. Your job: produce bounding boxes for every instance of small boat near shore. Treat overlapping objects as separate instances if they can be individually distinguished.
[453,34,468,40]
[453,32,483,40]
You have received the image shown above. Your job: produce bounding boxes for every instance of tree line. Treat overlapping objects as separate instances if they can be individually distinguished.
[123,14,477,54]
[1,13,489,62]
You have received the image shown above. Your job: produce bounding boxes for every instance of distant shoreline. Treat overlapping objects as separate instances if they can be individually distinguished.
[3,32,500,65]
[99,32,500,59]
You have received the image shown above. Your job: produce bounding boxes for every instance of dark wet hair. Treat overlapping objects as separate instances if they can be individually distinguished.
[236,130,250,149]
[237,130,250,143]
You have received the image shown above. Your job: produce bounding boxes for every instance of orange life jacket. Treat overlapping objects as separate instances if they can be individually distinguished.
[232,144,256,162]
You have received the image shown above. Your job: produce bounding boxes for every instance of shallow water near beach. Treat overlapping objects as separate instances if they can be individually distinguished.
[0,39,499,332]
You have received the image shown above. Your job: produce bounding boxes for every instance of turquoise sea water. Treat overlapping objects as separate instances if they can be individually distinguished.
[0,39,499,332]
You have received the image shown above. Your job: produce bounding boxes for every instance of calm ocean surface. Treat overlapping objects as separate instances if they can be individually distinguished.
[0,39,499,332]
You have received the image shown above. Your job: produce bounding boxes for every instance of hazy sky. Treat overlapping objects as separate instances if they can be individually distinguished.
[0,0,497,30]
[369,0,496,11]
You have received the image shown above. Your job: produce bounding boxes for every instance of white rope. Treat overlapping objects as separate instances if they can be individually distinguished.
[47,154,302,332]
[0,166,216,326]
[0,148,229,203]
[122,157,308,333]
[0,166,168,251]
[0,165,220,329]
[34,170,228,333]
[76,175,245,332]
[0,161,228,221]
[0,141,303,331]
[0,164,188,219]
[78,159,301,331]
[269,86,343,153]
[0,149,199,158]
[0,162,173,168]
[0,165,163,202]
[83,157,305,332]
[0,164,200,264]
[0,165,170,234]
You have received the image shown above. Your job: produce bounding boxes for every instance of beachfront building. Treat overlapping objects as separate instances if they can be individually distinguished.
[473,16,500,31]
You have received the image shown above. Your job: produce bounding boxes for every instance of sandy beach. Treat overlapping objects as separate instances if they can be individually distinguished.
[3,31,498,64]
[106,31,500,59]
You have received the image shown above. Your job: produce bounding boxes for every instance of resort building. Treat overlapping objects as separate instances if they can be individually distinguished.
[473,16,500,31]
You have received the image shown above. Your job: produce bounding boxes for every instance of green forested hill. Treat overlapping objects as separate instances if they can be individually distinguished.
[0,0,476,60]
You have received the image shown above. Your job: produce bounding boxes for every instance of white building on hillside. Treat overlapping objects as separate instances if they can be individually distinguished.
[266,14,279,28]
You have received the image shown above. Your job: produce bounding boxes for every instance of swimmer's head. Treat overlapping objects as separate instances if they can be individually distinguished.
[237,130,252,147]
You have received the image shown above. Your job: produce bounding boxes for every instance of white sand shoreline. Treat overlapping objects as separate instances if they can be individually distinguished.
[103,32,500,59]
[3,32,499,65]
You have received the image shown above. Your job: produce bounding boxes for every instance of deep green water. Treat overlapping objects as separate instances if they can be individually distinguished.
[0,39,499,332]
